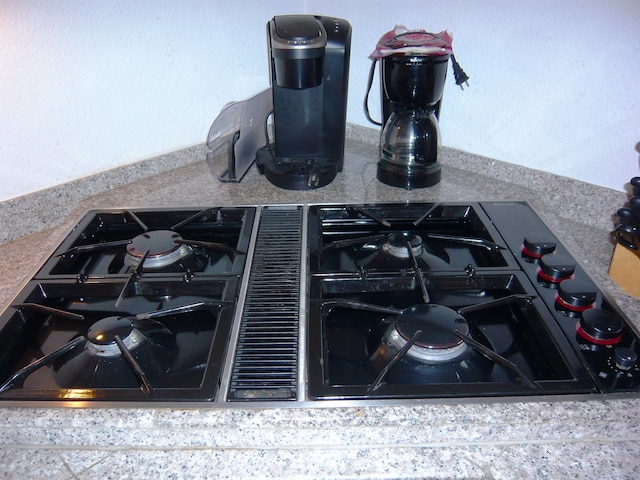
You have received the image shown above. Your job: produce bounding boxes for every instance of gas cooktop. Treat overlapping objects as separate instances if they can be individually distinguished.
[0,202,638,406]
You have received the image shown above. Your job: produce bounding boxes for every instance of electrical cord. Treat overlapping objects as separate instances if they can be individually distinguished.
[451,54,470,89]
[363,59,382,126]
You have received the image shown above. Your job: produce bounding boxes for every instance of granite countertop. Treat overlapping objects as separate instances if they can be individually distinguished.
[1,127,639,479]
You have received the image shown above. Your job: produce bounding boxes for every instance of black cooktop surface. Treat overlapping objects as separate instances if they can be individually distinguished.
[306,202,640,400]
[0,202,638,405]
[0,207,254,402]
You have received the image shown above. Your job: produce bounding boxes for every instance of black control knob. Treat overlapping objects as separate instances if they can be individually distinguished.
[537,253,575,284]
[522,236,556,261]
[577,308,623,346]
[555,278,597,312]
[614,347,638,371]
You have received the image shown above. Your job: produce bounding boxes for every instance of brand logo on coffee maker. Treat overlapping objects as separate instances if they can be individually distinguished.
[288,38,315,46]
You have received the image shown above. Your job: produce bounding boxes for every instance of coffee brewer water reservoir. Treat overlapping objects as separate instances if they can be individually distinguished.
[255,15,351,190]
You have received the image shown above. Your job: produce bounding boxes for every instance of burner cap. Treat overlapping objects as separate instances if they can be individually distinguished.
[88,316,133,345]
[382,233,423,259]
[397,304,468,347]
[86,316,143,356]
[388,304,469,363]
[126,230,191,269]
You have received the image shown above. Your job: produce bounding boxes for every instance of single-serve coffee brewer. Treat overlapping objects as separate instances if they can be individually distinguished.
[366,27,467,189]
[255,15,351,190]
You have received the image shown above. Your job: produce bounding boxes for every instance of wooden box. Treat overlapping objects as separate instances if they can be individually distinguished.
[609,244,640,298]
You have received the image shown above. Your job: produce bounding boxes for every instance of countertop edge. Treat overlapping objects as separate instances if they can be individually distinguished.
[0,144,206,244]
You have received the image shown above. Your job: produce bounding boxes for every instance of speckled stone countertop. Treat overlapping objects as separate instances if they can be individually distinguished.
[1,126,639,479]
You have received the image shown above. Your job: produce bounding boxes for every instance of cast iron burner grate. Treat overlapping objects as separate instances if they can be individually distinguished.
[0,279,237,401]
[308,203,512,275]
[307,273,595,400]
[37,207,253,280]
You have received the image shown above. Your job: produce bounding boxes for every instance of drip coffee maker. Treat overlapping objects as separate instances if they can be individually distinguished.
[378,54,449,188]
[365,27,467,189]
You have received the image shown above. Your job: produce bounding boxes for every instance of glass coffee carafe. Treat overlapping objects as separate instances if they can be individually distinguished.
[377,54,449,189]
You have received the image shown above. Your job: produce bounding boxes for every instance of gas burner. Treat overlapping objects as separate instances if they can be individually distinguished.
[37,207,254,278]
[54,316,179,389]
[363,298,496,391]
[382,233,423,259]
[310,271,578,399]
[86,316,144,356]
[356,233,450,271]
[383,304,469,363]
[126,230,192,269]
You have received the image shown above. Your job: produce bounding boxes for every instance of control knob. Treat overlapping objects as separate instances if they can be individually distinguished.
[522,236,556,262]
[555,278,597,314]
[537,253,575,286]
[614,347,638,371]
[576,308,623,346]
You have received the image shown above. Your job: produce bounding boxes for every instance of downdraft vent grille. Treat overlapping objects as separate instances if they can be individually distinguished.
[228,206,302,401]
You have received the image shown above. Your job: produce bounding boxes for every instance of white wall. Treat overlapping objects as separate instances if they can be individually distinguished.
[337,0,640,193]
[1,0,638,202]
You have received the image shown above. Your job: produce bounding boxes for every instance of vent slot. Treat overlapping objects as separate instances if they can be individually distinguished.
[228,206,302,401]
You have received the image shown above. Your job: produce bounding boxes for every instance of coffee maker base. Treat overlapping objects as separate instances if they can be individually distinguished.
[255,145,339,190]
[376,159,441,189]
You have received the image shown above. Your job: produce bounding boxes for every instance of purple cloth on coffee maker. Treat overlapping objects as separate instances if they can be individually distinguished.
[370,25,453,59]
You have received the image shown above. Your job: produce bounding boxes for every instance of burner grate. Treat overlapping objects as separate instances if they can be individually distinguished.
[228,207,303,401]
